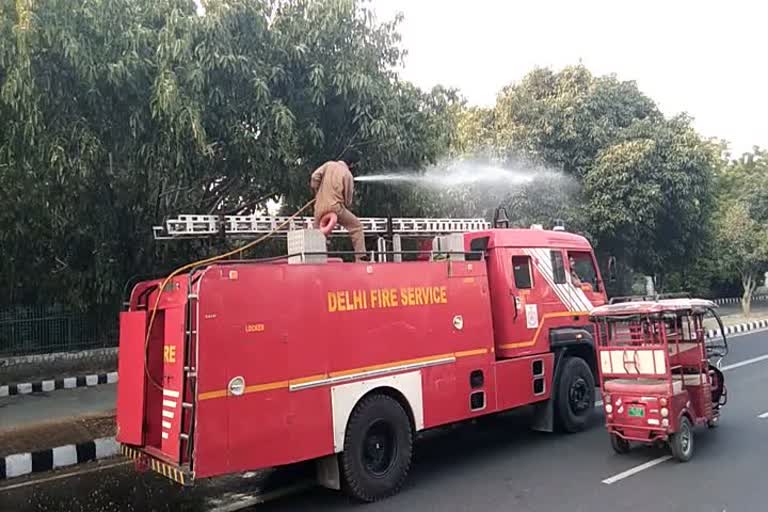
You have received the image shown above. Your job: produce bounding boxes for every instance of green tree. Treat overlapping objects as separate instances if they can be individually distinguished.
[585,115,719,288]
[0,0,454,309]
[714,201,768,315]
[487,65,718,293]
[494,65,661,177]
[713,149,768,314]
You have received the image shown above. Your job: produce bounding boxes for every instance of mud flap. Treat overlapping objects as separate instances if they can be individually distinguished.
[530,398,555,432]
[315,454,341,490]
[530,348,568,432]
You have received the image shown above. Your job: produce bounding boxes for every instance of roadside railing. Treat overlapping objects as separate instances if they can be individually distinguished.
[0,305,118,357]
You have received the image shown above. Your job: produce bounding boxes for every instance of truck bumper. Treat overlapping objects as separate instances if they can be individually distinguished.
[121,445,192,486]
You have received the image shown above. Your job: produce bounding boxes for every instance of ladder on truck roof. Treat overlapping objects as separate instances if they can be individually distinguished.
[153,214,491,240]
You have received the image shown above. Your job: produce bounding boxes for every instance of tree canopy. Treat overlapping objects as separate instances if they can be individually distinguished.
[711,150,768,313]
[0,1,763,311]
[0,0,456,308]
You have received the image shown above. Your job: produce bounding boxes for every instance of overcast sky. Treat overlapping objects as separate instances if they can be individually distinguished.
[372,0,765,156]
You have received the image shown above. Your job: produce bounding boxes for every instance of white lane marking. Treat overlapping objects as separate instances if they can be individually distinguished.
[602,455,672,485]
[162,400,177,409]
[163,389,180,398]
[162,421,172,429]
[758,412,768,419]
[162,410,174,419]
[595,400,604,407]
[85,375,99,386]
[41,380,55,392]
[0,460,130,492]
[721,353,768,372]
[106,371,119,384]
[52,445,78,468]
[63,377,77,389]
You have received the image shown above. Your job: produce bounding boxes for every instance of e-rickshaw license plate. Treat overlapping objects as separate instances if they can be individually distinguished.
[628,406,644,417]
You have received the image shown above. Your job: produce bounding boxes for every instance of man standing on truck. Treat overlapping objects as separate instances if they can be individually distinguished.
[310,150,367,261]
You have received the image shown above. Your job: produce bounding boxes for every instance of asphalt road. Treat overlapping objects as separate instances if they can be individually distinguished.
[1,329,767,512]
[0,384,117,430]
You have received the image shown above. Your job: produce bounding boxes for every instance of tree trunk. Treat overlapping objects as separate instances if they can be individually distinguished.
[742,273,754,317]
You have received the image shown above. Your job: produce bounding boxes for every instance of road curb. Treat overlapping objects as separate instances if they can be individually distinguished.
[0,437,118,481]
[0,371,118,397]
[706,319,768,338]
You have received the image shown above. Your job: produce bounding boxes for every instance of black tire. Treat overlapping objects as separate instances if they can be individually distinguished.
[340,394,413,502]
[555,357,595,433]
[610,433,631,454]
[669,416,694,462]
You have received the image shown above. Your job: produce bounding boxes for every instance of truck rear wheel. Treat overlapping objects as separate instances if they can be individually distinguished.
[555,356,595,433]
[340,394,413,502]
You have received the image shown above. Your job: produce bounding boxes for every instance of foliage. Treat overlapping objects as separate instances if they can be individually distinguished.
[493,65,661,177]
[712,150,768,313]
[585,115,719,283]
[0,0,761,311]
[473,65,719,292]
[0,0,455,308]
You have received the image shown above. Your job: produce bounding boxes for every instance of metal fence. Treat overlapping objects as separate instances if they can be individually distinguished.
[0,305,119,357]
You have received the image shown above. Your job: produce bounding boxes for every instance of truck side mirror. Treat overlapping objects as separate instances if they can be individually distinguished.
[607,256,617,283]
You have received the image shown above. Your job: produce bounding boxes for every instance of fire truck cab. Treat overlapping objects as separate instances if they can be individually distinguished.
[117,219,607,502]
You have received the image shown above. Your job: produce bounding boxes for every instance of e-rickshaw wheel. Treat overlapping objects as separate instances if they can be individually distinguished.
[610,433,631,454]
[669,416,694,462]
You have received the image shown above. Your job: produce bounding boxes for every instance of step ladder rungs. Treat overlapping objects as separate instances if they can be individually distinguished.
[154,214,490,239]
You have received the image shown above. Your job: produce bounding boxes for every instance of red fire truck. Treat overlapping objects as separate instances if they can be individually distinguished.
[117,213,607,502]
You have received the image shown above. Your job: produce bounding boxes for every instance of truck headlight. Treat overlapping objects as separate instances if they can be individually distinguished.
[661,408,669,418]
[605,404,613,414]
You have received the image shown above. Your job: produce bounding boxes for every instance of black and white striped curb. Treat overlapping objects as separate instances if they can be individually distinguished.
[706,319,768,338]
[0,371,118,397]
[713,295,767,305]
[0,437,118,480]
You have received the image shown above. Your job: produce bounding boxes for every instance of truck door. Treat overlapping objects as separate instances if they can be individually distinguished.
[488,249,542,355]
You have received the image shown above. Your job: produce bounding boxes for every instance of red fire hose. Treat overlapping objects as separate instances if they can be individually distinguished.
[319,212,337,235]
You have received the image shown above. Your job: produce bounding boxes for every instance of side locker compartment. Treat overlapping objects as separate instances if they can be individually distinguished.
[116,311,148,445]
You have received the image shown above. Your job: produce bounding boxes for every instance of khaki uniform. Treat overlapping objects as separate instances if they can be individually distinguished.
[310,161,366,259]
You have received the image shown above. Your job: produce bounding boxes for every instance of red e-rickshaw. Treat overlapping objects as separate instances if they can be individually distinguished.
[590,297,728,461]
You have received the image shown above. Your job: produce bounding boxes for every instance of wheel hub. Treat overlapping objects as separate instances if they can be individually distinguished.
[681,426,691,453]
[569,377,591,413]
[363,420,396,476]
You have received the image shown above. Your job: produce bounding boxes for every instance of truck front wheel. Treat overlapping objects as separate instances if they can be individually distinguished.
[555,356,595,433]
[340,394,414,502]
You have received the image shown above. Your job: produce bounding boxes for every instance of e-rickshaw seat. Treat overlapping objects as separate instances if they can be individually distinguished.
[603,373,707,396]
